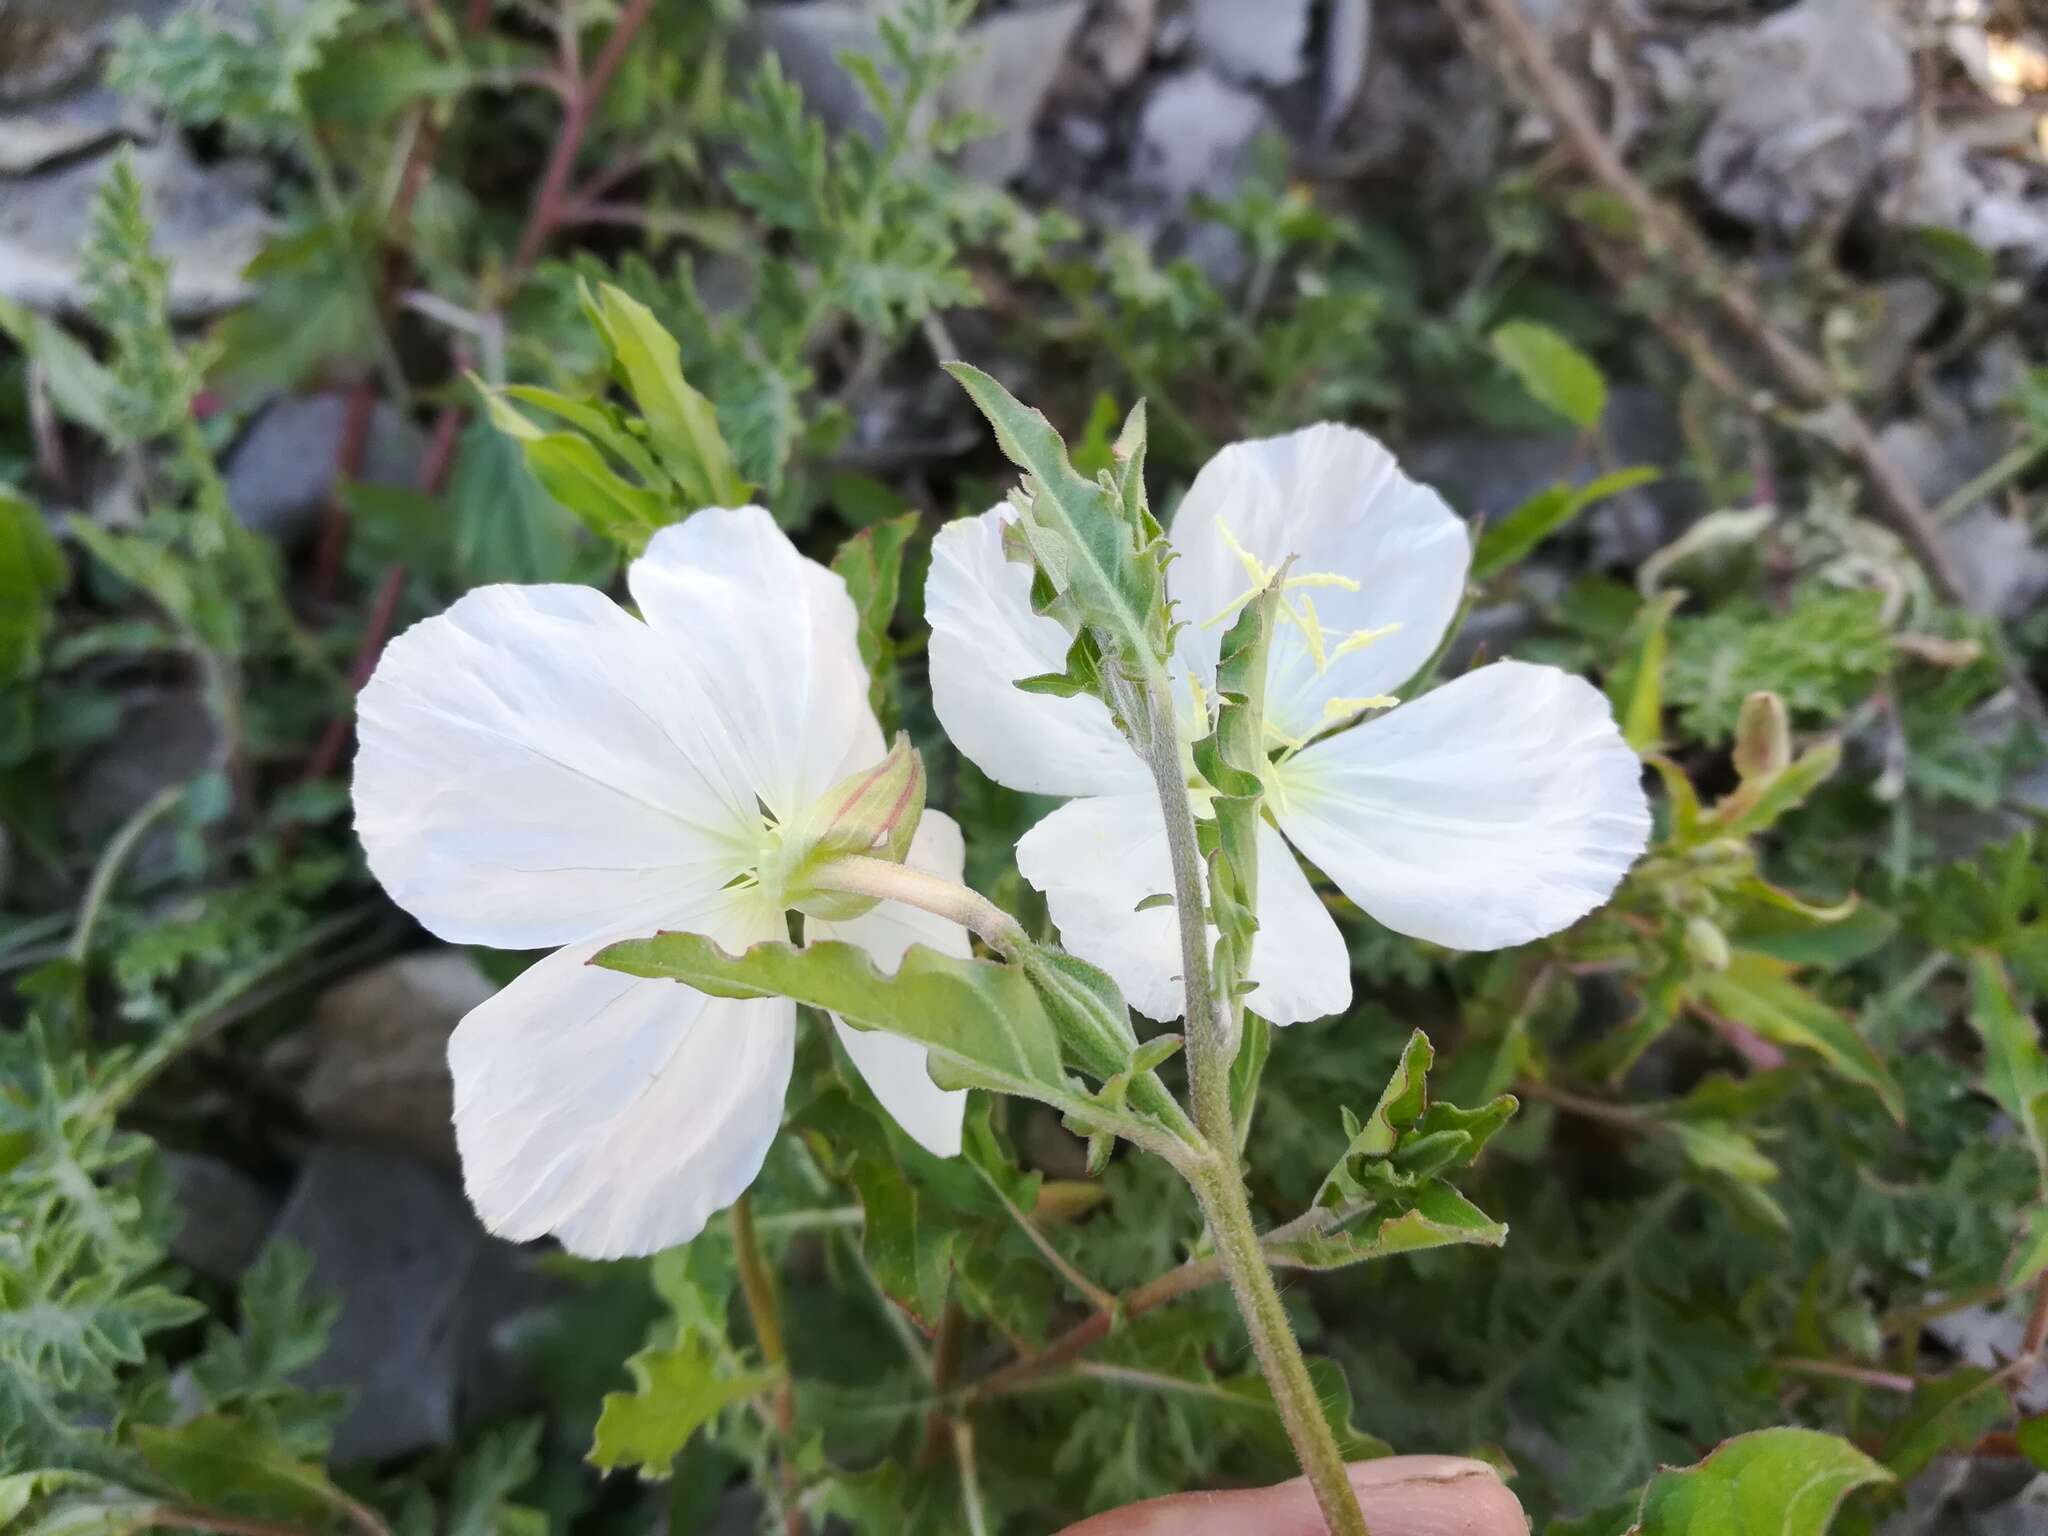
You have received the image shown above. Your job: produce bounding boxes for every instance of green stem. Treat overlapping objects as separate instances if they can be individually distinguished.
[813,854,1027,955]
[70,781,186,963]
[1188,1153,1369,1536]
[732,1194,803,1536]
[1934,438,2047,524]
[1132,671,1371,1536]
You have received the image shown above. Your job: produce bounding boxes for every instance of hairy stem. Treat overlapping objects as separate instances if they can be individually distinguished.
[1132,671,1371,1536]
[732,1194,803,1536]
[813,854,1027,955]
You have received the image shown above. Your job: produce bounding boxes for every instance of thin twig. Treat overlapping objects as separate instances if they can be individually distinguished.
[733,1195,803,1536]
[311,379,379,603]
[961,1200,1351,1404]
[992,1184,1119,1314]
[952,1418,991,1536]
[299,402,463,788]
[1772,1356,1919,1394]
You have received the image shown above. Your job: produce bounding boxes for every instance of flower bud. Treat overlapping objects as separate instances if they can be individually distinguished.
[1684,914,1731,971]
[778,734,926,921]
[1732,691,1791,785]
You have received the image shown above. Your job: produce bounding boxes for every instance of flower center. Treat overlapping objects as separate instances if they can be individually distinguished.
[1201,516,1405,758]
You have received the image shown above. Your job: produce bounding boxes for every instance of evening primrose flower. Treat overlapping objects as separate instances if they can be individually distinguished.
[926,423,1651,1024]
[353,507,966,1259]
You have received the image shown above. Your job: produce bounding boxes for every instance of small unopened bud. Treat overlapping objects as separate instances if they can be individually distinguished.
[1732,691,1791,784]
[815,734,926,865]
[1685,914,1731,971]
[779,735,926,921]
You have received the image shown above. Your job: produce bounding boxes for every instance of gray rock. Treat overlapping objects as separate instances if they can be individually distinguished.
[226,391,426,545]
[739,4,883,140]
[1401,386,1694,567]
[1075,0,1155,89]
[0,138,269,316]
[0,87,151,175]
[1939,507,2048,622]
[1874,417,2008,508]
[273,1145,479,1461]
[66,686,223,864]
[272,1143,555,1464]
[1690,0,1913,234]
[947,2,1086,184]
[1189,0,1310,87]
[1924,1296,2048,1413]
[1977,1477,2048,1536]
[1879,126,2048,270]
[1319,0,1373,141]
[1133,67,1271,205]
[1851,276,1944,393]
[0,0,129,101]
[277,949,494,1170]
[164,1150,277,1280]
[741,1,1084,185]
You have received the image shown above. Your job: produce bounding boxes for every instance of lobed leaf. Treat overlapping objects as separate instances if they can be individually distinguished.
[1630,1427,1890,1536]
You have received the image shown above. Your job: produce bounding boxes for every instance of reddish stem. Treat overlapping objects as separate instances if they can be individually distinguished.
[507,0,660,280]
[301,403,463,787]
[312,380,379,602]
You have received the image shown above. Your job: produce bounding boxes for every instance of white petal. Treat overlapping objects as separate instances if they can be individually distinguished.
[1273,661,1651,950]
[629,506,884,819]
[810,812,971,1157]
[355,584,756,950]
[1167,424,1470,745]
[450,929,795,1260]
[926,509,1148,797]
[1246,819,1352,1025]
[1016,793,1191,1022]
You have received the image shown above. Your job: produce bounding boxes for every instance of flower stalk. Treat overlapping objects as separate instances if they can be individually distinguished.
[812,854,1027,955]
[1133,670,1374,1536]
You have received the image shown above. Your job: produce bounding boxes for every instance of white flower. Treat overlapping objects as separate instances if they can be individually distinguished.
[927,423,1651,1025]
[353,506,967,1259]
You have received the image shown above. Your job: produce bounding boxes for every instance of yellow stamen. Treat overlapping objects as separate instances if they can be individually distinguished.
[1325,622,1402,664]
[1321,695,1399,727]
[1284,572,1360,592]
[1215,516,1271,586]
[1284,592,1330,673]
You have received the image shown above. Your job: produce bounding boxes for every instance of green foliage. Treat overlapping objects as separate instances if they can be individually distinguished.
[832,511,921,722]
[1631,1428,1890,1536]
[1489,318,1608,429]
[76,153,205,449]
[1665,590,1893,744]
[0,489,67,684]
[481,282,749,554]
[109,0,354,150]
[1473,467,1660,582]
[589,1331,774,1479]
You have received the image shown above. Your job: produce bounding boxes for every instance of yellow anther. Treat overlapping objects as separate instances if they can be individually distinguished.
[1186,670,1211,727]
[1215,517,1271,586]
[1321,695,1399,727]
[1283,592,1331,674]
[1284,572,1360,593]
[1325,622,1403,664]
